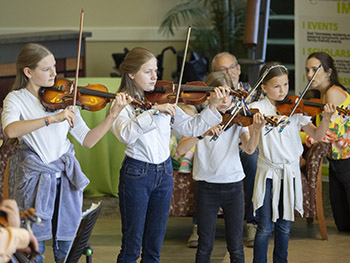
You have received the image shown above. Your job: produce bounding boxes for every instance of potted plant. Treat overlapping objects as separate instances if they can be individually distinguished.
[159,0,247,60]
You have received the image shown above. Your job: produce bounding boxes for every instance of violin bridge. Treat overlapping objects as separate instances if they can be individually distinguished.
[69,83,74,94]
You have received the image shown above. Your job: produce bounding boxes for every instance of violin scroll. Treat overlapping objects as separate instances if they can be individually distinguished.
[335,105,350,117]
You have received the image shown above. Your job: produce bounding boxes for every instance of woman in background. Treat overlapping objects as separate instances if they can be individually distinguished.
[305,52,350,232]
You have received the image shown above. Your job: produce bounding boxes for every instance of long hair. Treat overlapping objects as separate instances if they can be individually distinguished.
[259,62,289,85]
[307,52,346,91]
[12,43,52,91]
[117,47,156,98]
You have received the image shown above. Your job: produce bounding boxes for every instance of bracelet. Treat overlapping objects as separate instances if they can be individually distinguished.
[197,135,204,140]
[44,116,50,126]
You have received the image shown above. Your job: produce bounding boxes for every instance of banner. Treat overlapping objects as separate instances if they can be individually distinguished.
[295,1,350,94]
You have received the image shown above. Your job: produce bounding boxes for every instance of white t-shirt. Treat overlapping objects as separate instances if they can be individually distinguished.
[111,104,221,164]
[2,88,90,164]
[193,124,248,183]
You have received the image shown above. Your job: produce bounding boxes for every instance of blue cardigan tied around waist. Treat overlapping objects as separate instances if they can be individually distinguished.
[10,141,90,241]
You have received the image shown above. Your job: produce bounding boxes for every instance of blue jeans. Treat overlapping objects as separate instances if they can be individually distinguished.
[36,178,72,263]
[253,179,291,263]
[38,240,72,263]
[195,180,244,263]
[117,156,174,263]
[240,148,258,224]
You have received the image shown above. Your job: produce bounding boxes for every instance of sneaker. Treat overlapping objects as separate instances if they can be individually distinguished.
[187,224,199,248]
[246,223,257,248]
[179,157,192,173]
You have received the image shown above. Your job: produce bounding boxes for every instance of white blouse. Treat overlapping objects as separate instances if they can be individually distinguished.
[193,124,248,183]
[111,104,222,164]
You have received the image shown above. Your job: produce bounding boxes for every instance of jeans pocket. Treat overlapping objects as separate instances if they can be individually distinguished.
[164,162,174,177]
[123,165,145,178]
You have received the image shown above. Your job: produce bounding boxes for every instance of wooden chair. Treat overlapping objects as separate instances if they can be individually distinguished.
[299,142,331,240]
[0,107,18,202]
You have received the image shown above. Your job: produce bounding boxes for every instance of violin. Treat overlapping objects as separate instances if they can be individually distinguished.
[276,95,350,117]
[39,78,147,112]
[221,108,278,129]
[144,80,248,106]
[0,208,41,261]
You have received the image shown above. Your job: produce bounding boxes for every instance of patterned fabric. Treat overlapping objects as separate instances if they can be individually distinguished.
[305,86,350,160]
[169,171,195,216]
[300,142,331,218]
[238,82,264,105]
[169,134,181,170]
[325,87,350,159]
[0,108,18,203]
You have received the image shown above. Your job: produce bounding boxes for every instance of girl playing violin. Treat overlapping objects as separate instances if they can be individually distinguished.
[250,62,337,263]
[305,52,350,232]
[110,47,227,263]
[1,43,130,263]
[176,71,266,263]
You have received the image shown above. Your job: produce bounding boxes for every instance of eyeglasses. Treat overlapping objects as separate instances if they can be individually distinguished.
[217,64,239,72]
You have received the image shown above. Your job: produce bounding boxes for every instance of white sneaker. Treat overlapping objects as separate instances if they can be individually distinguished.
[246,223,257,247]
[187,224,199,248]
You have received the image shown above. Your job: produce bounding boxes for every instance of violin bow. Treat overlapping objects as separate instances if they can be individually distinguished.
[171,25,191,123]
[72,8,85,108]
[288,64,321,117]
[275,64,322,133]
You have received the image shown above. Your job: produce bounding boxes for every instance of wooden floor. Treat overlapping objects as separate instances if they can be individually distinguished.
[41,196,350,263]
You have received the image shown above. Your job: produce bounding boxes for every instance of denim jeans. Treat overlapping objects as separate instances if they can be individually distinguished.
[195,180,244,263]
[37,240,72,263]
[240,148,258,224]
[36,178,72,263]
[117,156,174,263]
[253,179,291,263]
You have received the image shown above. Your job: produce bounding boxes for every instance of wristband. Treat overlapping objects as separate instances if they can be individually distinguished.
[44,116,50,126]
[197,135,204,140]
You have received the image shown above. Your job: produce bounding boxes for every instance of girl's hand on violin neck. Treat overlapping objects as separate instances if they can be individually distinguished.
[322,103,337,120]
[209,86,231,112]
[109,93,132,118]
[252,112,266,132]
[51,108,76,128]
[153,103,177,118]
[203,125,223,137]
